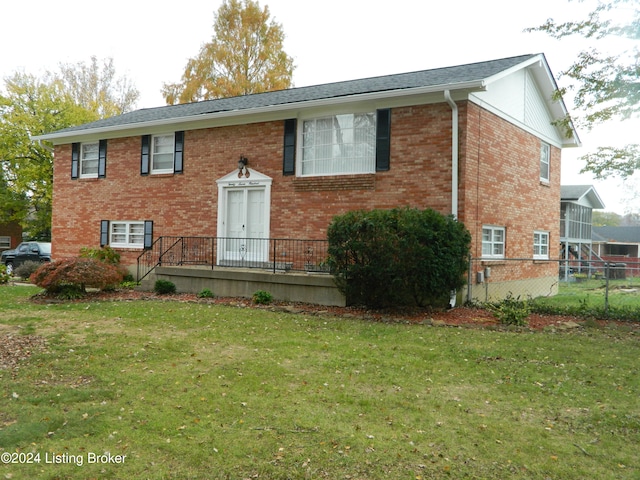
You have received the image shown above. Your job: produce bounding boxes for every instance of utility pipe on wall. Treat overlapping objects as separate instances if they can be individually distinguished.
[444,90,458,219]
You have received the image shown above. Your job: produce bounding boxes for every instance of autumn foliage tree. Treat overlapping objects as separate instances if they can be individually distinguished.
[162,0,294,104]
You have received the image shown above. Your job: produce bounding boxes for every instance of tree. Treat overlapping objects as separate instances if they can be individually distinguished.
[57,56,139,117]
[528,0,639,179]
[0,73,96,239]
[592,210,621,226]
[0,59,139,239]
[162,0,294,105]
[0,172,27,225]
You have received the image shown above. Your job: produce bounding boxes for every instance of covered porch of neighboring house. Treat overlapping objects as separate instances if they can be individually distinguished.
[559,185,605,281]
[592,226,640,278]
[136,236,346,306]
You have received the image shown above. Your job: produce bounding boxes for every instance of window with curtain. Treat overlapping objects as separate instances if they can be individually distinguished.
[301,113,376,176]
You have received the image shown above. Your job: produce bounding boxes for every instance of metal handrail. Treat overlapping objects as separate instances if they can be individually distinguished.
[137,236,330,282]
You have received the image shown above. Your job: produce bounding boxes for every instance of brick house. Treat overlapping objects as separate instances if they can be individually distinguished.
[0,221,22,252]
[34,53,579,304]
[592,226,640,278]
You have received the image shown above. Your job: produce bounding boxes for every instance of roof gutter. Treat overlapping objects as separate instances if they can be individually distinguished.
[444,90,458,219]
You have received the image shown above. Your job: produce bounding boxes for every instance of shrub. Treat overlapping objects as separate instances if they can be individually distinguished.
[30,257,124,297]
[252,290,273,305]
[327,207,471,308]
[0,264,9,284]
[487,293,531,326]
[79,246,121,265]
[154,279,176,295]
[121,272,135,283]
[197,288,215,298]
[14,261,43,281]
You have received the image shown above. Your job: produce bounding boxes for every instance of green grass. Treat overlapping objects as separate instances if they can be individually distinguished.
[532,277,640,320]
[1,285,639,479]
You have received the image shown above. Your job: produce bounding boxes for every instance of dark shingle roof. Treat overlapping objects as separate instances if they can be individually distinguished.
[593,226,640,244]
[561,185,606,209]
[45,54,538,136]
[561,185,593,200]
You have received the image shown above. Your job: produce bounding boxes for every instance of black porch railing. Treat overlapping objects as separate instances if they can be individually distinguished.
[137,236,331,281]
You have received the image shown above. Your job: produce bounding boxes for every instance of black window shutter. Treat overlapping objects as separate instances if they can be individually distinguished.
[376,108,391,171]
[98,140,107,178]
[100,220,109,247]
[71,143,80,179]
[283,119,296,175]
[174,131,184,173]
[141,135,150,175]
[143,220,154,250]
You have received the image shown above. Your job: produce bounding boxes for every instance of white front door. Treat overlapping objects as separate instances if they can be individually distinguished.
[216,168,272,265]
[223,187,267,262]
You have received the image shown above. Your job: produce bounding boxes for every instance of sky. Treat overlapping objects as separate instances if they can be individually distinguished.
[2,0,638,214]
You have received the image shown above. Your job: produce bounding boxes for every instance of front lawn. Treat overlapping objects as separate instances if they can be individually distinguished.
[1,285,639,479]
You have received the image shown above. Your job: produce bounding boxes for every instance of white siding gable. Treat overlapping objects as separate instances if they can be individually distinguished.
[470,68,562,146]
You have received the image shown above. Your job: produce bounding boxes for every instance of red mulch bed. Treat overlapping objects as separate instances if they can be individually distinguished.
[30,288,636,332]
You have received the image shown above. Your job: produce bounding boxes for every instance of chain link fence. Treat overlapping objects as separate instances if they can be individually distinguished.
[466,257,640,313]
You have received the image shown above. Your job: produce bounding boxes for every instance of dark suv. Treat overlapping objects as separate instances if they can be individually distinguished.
[1,242,52,276]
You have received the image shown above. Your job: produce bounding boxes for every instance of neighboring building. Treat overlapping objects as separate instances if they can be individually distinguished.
[34,53,579,303]
[592,226,640,277]
[560,185,605,261]
[0,222,22,252]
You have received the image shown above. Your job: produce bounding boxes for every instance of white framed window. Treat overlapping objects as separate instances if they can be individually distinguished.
[0,236,11,250]
[540,142,550,182]
[110,221,144,248]
[152,134,175,174]
[482,226,505,259]
[80,142,99,178]
[300,112,376,176]
[533,231,550,259]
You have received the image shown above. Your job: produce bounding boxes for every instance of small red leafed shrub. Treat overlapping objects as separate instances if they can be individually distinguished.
[31,257,124,294]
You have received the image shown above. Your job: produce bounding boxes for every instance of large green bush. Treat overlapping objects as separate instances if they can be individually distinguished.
[327,207,471,308]
[30,257,124,297]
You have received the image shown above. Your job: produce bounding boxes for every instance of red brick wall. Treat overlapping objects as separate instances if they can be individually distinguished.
[459,101,561,280]
[51,101,560,272]
[0,222,22,250]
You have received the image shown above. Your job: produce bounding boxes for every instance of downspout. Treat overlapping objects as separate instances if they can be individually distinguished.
[36,139,54,153]
[444,90,458,219]
[444,90,459,308]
